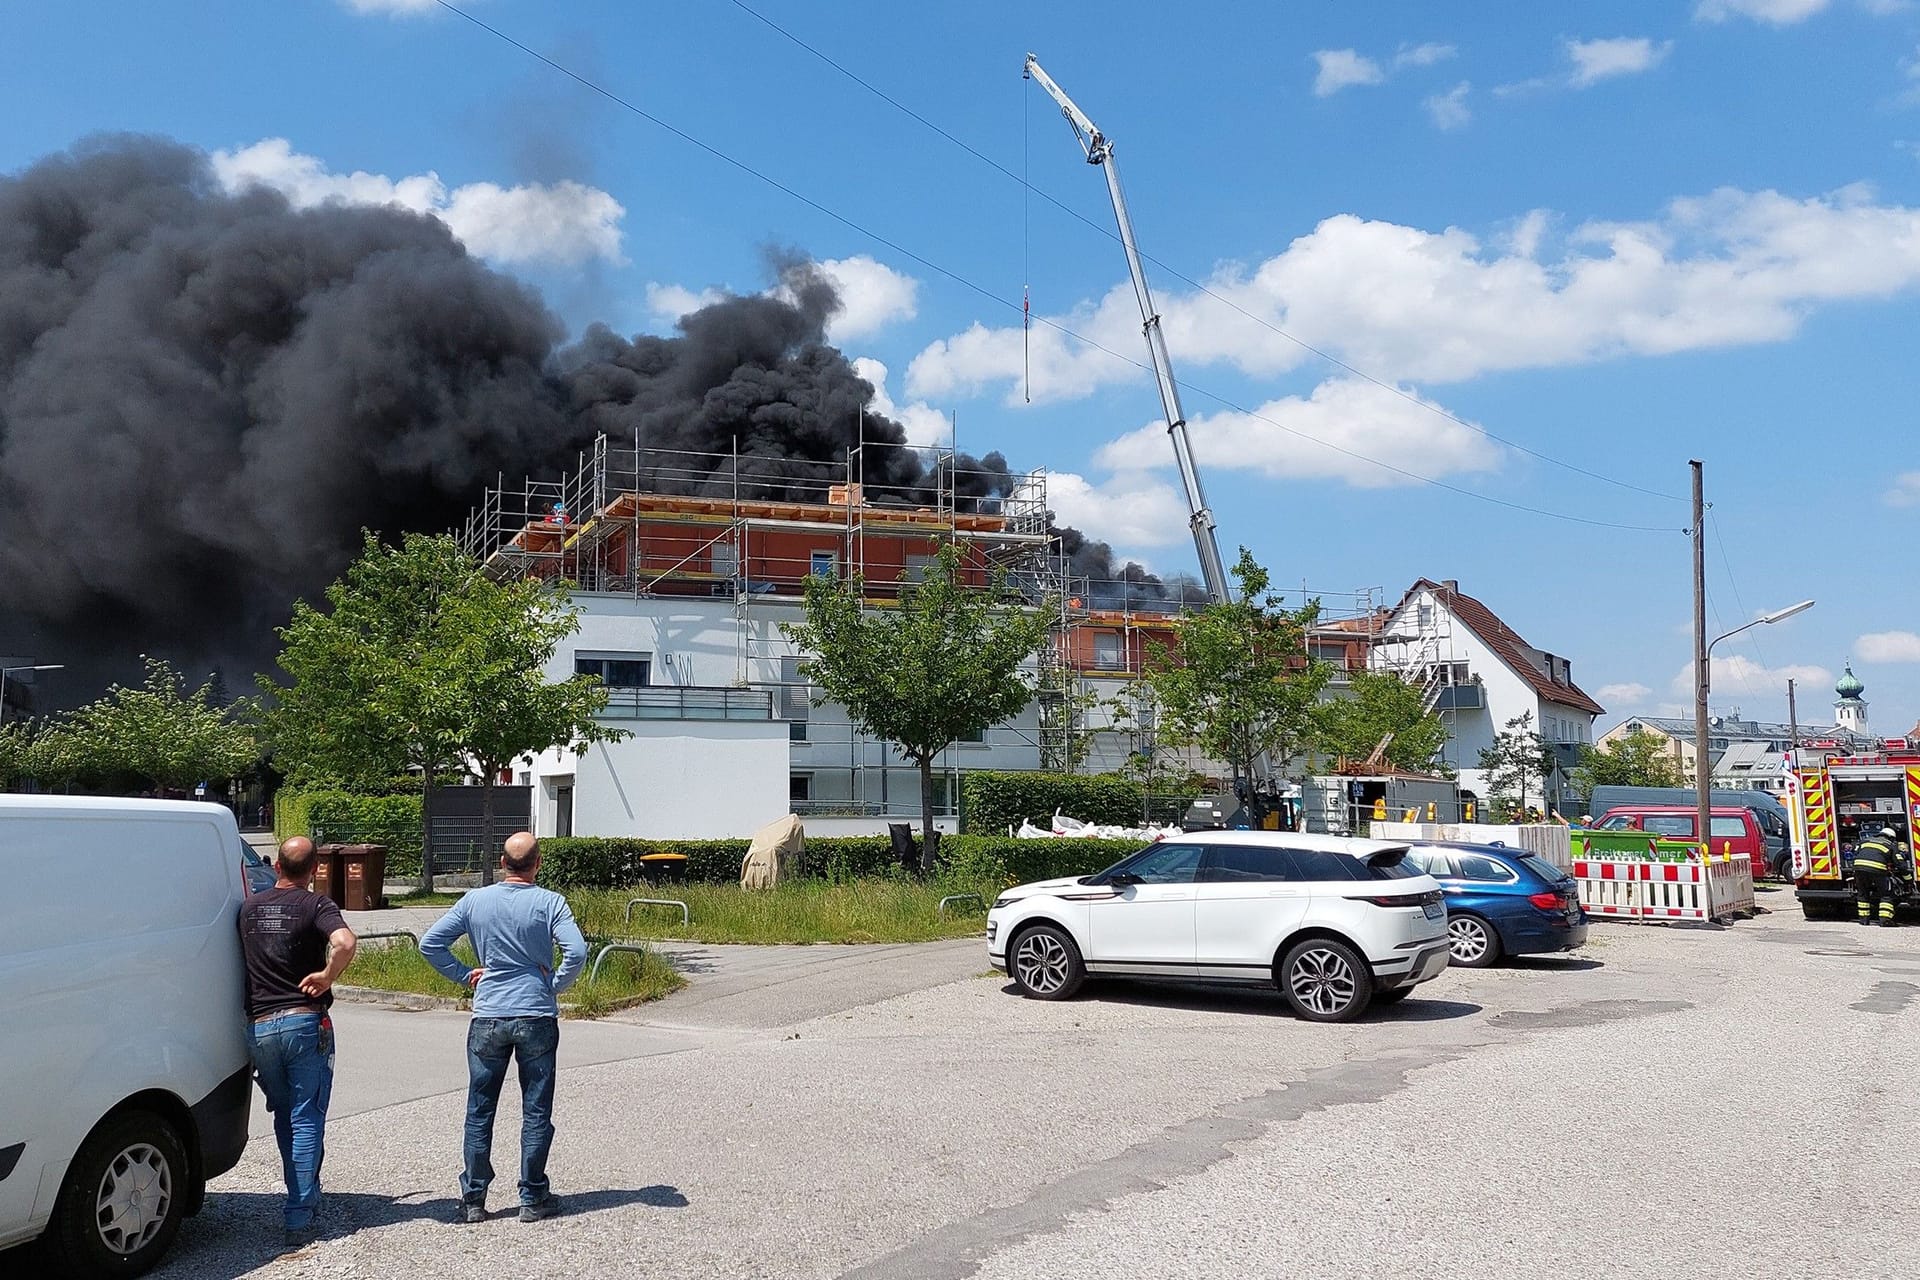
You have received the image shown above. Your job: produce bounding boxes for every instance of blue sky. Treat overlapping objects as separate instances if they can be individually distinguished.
[8,0,1920,735]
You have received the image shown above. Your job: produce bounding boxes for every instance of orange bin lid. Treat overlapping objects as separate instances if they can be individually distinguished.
[637,852,688,863]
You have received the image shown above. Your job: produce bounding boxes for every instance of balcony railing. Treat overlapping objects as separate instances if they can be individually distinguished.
[597,686,773,721]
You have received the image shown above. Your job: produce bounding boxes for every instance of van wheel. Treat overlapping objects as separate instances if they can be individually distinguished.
[45,1110,188,1278]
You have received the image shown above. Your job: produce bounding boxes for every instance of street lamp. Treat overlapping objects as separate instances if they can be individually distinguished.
[1696,600,1814,852]
[0,664,64,724]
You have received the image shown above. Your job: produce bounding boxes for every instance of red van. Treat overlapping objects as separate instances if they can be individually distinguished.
[1593,805,1790,879]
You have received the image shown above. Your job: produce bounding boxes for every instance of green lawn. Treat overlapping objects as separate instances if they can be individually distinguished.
[564,877,994,945]
[342,935,684,1017]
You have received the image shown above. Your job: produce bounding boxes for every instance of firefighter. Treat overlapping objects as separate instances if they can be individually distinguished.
[1852,826,1900,926]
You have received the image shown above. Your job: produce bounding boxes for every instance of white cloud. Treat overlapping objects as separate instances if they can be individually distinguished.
[910,184,1920,403]
[1312,49,1385,96]
[1697,0,1831,22]
[1566,37,1673,88]
[1395,43,1458,69]
[851,357,949,448]
[1885,471,1920,506]
[341,0,442,13]
[1858,631,1920,662]
[645,283,726,323]
[1425,82,1473,130]
[211,138,624,267]
[1669,656,1833,698]
[780,255,918,341]
[1096,378,1504,489]
[1597,682,1653,706]
[1864,0,1913,14]
[1044,471,1191,547]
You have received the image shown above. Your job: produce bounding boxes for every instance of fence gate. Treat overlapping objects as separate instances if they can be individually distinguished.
[425,785,532,875]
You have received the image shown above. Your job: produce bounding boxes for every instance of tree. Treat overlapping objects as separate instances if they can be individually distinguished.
[61,657,259,792]
[1571,728,1685,797]
[1141,549,1332,789]
[1312,669,1450,773]
[782,542,1053,870]
[263,532,625,885]
[1477,711,1558,820]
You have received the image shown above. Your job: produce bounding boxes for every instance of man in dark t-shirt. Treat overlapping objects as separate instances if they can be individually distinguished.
[239,837,357,1245]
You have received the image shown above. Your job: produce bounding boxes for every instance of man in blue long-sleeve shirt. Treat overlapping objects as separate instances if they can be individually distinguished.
[421,831,587,1223]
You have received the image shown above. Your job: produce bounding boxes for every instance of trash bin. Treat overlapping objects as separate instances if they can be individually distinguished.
[337,844,389,911]
[310,843,347,906]
[637,851,688,886]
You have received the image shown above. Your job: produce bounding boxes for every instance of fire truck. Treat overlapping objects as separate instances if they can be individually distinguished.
[1786,738,1920,919]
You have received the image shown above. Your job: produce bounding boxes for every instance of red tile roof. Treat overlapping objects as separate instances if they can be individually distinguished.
[1399,578,1606,717]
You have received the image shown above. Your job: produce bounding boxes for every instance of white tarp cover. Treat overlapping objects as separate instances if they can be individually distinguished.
[741,813,805,889]
[1017,810,1183,842]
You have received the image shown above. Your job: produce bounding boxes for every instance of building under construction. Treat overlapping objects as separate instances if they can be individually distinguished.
[453,434,1488,839]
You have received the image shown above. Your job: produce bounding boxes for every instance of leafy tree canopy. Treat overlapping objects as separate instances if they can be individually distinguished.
[782,542,1053,866]
[1143,549,1332,785]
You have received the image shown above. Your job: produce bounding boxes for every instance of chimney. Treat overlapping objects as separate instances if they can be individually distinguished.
[1441,579,1459,594]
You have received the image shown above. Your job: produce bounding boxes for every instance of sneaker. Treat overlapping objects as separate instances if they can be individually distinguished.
[519,1196,561,1223]
[283,1223,320,1249]
[460,1203,487,1224]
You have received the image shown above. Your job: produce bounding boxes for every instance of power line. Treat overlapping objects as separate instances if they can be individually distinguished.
[727,0,1683,504]
[428,1,1679,534]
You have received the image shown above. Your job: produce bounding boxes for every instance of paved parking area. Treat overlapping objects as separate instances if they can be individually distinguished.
[121,894,1920,1277]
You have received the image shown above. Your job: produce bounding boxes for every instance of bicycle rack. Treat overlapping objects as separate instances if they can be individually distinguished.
[624,897,691,928]
[587,941,651,985]
[937,893,984,918]
[353,930,420,948]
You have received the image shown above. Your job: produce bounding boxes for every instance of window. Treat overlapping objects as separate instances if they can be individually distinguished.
[1596,815,1634,831]
[1199,845,1299,883]
[575,654,651,687]
[905,554,937,582]
[789,774,812,803]
[1416,603,1433,630]
[1406,849,1454,877]
[1092,631,1124,671]
[1643,815,1695,838]
[1117,843,1204,884]
[1708,816,1748,838]
[712,543,740,578]
[780,656,809,742]
[959,724,986,744]
[1287,849,1368,882]
[809,550,836,579]
[1454,853,1517,883]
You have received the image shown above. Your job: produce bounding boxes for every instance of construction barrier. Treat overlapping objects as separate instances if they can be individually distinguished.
[1570,851,1755,924]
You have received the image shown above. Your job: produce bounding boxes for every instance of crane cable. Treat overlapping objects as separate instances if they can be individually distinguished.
[427,0,1680,535]
[1022,62,1031,405]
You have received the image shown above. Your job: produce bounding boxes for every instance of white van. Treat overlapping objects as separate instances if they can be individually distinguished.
[0,797,252,1277]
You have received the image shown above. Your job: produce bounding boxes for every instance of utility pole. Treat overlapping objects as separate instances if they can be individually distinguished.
[1787,678,1800,748]
[1692,460,1712,867]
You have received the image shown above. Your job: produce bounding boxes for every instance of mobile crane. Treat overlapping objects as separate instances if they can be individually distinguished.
[1024,53,1233,606]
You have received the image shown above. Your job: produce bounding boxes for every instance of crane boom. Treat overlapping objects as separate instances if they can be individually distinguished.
[1024,53,1234,604]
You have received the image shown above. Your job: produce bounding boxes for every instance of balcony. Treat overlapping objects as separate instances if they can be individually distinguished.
[597,686,774,721]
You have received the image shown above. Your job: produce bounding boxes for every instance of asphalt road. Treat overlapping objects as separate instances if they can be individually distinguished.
[92,893,1920,1277]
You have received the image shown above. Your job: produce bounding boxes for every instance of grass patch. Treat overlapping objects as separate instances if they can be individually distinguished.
[342,935,684,1017]
[385,889,465,907]
[566,876,997,945]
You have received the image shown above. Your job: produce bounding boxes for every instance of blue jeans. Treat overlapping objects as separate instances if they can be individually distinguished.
[249,1011,334,1229]
[461,1016,559,1207]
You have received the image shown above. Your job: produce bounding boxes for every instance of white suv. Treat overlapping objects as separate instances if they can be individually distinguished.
[986,832,1450,1022]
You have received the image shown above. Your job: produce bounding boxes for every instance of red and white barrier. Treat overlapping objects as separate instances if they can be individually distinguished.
[1571,854,1755,924]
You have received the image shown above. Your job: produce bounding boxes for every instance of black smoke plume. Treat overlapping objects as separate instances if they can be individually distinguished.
[0,136,1169,703]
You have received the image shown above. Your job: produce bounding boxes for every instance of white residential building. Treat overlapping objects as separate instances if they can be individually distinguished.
[1366,579,1604,816]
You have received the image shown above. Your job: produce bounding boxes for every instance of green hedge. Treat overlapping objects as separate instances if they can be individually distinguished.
[538,833,1147,891]
[292,790,426,877]
[961,771,1198,835]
